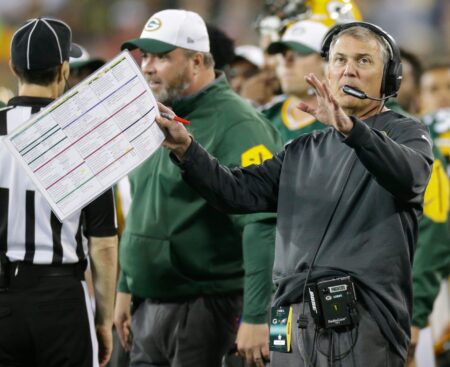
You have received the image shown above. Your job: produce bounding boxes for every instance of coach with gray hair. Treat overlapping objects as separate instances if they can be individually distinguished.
[156,22,433,366]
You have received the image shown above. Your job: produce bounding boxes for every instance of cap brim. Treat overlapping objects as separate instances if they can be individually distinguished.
[267,41,316,55]
[70,59,105,70]
[121,38,177,54]
[70,43,83,58]
[233,55,260,68]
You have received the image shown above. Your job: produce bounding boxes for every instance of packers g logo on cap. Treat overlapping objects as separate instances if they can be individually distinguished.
[145,18,162,32]
[290,25,306,36]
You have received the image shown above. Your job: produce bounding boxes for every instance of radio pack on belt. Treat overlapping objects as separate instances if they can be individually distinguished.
[307,276,357,329]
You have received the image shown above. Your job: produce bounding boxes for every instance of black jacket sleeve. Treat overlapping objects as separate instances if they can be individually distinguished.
[343,116,434,204]
[82,188,117,237]
[171,140,284,214]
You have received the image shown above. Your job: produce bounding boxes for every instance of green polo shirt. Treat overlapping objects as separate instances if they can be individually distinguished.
[118,74,283,323]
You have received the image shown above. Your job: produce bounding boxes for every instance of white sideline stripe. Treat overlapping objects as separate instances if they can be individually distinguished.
[81,280,99,367]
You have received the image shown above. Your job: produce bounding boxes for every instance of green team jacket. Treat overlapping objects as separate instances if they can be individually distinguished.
[412,148,450,328]
[387,100,450,328]
[118,74,283,323]
[262,95,324,142]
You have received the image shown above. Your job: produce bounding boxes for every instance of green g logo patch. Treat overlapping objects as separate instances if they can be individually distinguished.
[145,18,162,32]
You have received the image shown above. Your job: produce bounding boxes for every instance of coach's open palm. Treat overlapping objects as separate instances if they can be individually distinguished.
[297,73,354,135]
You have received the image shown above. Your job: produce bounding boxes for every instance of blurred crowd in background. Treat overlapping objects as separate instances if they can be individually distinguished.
[0,0,449,95]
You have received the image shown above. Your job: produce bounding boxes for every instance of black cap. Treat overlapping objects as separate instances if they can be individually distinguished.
[11,18,82,70]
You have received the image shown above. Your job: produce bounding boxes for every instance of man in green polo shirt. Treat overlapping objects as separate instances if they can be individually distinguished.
[114,9,283,367]
[262,20,329,143]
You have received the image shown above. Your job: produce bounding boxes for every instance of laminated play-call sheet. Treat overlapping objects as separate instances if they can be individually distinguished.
[3,51,164,221]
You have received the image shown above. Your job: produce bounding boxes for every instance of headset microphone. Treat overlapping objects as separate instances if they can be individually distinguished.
[342,85,396,101]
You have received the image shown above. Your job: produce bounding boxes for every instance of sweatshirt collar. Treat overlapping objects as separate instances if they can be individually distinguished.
[8,95,53,108]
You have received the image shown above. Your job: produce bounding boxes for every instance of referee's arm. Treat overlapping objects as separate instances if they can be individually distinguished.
[89,235,118,367]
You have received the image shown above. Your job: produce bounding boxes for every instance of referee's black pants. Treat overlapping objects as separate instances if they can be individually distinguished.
[0,266,97,367]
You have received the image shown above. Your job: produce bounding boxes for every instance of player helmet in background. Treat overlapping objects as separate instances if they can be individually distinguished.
[255,0,362,39]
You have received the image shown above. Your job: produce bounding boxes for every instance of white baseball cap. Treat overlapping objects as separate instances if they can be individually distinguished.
[267,20,329,55]
[234,45,264,69]
[121,9,209,53]
[69,45,105,70]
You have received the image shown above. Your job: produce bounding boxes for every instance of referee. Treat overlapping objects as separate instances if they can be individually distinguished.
[0,18,118,367]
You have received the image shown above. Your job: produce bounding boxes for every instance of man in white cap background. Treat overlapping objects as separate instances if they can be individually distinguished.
[228,45,264,95]
[0,17,118,367]
[114,8,283,367]
[227,45,280,109]
[262,20,329,143]
[69,45,105,86]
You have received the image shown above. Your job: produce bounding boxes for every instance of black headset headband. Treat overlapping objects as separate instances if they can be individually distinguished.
[320,21,402,96]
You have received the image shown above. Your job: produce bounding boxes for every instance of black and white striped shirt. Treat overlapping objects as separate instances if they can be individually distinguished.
[0,96,117,264]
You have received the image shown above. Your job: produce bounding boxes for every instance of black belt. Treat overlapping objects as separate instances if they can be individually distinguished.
[1,259,87,291]
[9,260,87,278]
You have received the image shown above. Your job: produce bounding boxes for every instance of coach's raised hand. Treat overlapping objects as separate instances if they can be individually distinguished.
[156,102,192,159]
